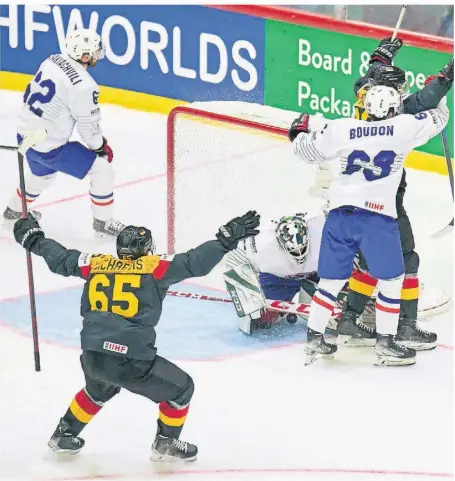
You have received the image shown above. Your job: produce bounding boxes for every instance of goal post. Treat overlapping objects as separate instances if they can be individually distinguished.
[167,102,323,254]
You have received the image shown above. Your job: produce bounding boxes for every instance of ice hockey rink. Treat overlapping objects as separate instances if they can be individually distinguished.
[0,89,453,481]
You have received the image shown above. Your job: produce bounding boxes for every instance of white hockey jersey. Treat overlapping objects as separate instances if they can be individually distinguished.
[229,213,326,278]
[293,103,449,218]
[18,54,103,153]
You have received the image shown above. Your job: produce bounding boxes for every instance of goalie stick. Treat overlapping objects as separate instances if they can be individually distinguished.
[166,290,342,319]
[16,128,47,372]
[0,144,18,151]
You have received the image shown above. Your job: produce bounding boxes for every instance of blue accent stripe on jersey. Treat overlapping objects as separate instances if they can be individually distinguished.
[25,191,40,198]
[377,292,401,304]
[318,288,337,303]
[90,192,113,199]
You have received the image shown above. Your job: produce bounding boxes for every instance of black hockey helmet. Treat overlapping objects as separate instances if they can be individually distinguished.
[116,225,155,260]
[370,64,407,91]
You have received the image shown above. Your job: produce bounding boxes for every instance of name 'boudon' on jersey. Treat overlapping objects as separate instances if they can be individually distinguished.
[349,125,394,139]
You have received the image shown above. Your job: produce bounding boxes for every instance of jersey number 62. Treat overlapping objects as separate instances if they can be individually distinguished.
[23,71,56,118]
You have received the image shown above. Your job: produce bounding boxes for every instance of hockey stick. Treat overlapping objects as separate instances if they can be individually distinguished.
[432,128,454,238]
[17,128,47,372]
[166,290,342,319]
[391,5,407,40]
[0,144,18,151]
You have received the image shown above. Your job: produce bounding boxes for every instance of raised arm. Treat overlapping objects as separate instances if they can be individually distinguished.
[14,217,88,279]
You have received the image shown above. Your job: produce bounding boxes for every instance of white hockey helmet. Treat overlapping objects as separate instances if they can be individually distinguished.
[275,213,310,264]
[66,29,105,67]
[364,85,401,120]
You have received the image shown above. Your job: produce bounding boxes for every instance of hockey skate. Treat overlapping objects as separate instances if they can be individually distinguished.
[3,206,42,222]
[48,418,85,454]
[150,430,197,462]
[395,318,437,351]
[93,218,126,238]
[337,311,376,347]
[304,327,337,365]
[375,334,416,366]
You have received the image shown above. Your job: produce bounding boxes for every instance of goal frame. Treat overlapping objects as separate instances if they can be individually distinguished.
[167,106,288,253]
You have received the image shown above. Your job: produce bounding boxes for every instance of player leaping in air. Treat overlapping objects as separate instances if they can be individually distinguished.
[13,211,260,461]
[3,29,124,238]
[291,84,449,366]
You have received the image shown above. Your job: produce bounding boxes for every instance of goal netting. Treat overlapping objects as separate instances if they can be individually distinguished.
[167,101,325,253]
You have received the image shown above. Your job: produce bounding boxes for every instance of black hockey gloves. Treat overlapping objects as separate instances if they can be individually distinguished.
[14,215,45,251]
[370,37,403,65]
[439,56,454,82]
[288,113,310,142]
[216,210,260,251]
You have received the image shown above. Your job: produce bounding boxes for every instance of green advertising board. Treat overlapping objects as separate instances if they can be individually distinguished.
[264,19,453,157]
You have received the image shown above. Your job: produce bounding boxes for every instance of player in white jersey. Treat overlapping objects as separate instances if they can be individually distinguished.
[3,29,125,237]
[225,212,327,331]
[291,85,449,366]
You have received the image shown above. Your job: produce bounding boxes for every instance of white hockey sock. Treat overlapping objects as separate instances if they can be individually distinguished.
[375,276,404,335]
[308,279,346,334]
[88,157,115,221]
[7,171,56,212]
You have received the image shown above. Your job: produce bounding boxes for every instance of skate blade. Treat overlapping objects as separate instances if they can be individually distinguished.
[396,340,437,351]
[150,449,197,463]
[337,335,376,348]
[47,441,82,456]
[304,351,335,366]
[374,355,416,367]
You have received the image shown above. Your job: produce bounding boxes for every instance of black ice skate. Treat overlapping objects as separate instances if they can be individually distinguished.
[304,327,337,365]
[3,206,42,222]
[375,334,416,366]
[395,318,437,351]
[150,431,197,462]
[337,311,376,347]
[93,218,126,238]
[48,418,85,454]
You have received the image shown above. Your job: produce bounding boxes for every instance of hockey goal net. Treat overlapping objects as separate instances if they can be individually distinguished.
[167,102,323,253]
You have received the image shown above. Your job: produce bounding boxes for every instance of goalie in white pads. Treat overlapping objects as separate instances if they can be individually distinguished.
[3,29,125,238]
[224,212,339,333]
[291,85,449,366]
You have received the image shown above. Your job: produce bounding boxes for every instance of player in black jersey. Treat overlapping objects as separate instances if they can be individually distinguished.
[14,211,260,462]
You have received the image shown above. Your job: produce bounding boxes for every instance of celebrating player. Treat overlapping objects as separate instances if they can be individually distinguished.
[290,84,449,366]
[338,38,453,350]
[3,29,124,237]
[13,211,260,461]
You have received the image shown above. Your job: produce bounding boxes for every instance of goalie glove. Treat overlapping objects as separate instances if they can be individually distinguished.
[308,163,333,198]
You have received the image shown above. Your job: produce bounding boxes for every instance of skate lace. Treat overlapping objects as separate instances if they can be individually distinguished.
[172,438,188,453]
[412,320,432,335]
[357,320,374,333]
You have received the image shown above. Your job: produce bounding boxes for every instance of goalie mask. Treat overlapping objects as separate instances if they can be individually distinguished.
[117,226,155,260]
[275,214,310,264]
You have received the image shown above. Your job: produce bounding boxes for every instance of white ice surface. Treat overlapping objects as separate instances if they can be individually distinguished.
[0,90,453,481]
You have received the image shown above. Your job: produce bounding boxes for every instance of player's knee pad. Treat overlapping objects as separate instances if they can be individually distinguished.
[24,171,57,194]
[317,278,347,298]
[86,384,120,405]
[88,156,115,190]
[376,275,404,298]
[170,374,194,408]
[403,251,419,275]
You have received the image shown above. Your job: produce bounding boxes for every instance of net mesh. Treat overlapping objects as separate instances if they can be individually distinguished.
[168,102,324,253]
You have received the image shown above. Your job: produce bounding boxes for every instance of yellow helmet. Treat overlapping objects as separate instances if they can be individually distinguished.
[354,84,372,121]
